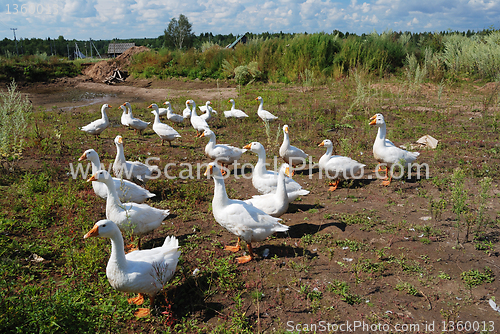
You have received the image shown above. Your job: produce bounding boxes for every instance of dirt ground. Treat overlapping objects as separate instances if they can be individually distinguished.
[10,74,500,333]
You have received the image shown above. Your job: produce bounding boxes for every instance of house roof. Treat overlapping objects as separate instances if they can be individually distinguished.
[107,43,135,54]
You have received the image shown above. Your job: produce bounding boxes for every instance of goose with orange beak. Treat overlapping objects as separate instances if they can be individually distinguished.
[79,148,155,203]
[256,96,278,122]
[205,163,289,264]
[279,124,308,167]
[113,135,158,184]
[200,129,247,176]
[87,170,169,249]
[224,99,249,119]
[188,100,210,137]
[369,113,420,186]
[244,163,292,217]
[79,103,111,138]
[244,141,309,200]
[84,219,180,318]
[149,104,181,146]
[318,139,365,191]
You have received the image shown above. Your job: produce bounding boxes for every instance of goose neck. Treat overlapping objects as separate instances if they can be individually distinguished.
[376,123,387,144]
[212,176,229,206]
[108,229,127,269]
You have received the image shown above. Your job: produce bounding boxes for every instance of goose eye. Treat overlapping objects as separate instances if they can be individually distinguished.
[102,224,106,227]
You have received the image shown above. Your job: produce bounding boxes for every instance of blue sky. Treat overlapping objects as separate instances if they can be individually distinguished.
[0,0,498,41]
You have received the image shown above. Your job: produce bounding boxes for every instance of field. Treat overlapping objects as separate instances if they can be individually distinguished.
[1,72,500,333]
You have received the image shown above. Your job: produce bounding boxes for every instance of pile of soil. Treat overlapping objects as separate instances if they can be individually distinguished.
[82,46,150,82]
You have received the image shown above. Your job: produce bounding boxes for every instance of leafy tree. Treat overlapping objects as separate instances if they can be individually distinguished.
[164,14,194,49]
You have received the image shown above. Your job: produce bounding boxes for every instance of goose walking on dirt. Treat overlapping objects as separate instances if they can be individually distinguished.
[369,113,420,186]
[149,104,182,146]
[80,104,111,138]
[84,219,180,317]
[205,163,289,264]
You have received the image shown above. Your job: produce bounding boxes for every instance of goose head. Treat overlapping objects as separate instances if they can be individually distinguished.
[148,104,159,114]
[78,149,98,162]
[318,139,333,148]
[229,99,235,105]
[204,162,223,179]
[163,101,172,108]
[283,124,289,134]
[369,113,385,127]
[118,105,128,113]
[84,219,119,239]
[114,135,123,146]
[200,129,215,139]
[255,96,263,103]
[243,141,265,154]
[87,170,113,184]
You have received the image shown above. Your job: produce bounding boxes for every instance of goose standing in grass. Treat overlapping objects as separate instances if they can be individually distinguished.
[84,219,180,317]
[243,142,309,200]
[199,101,217,122]
[200,129,247,176]
[369,113,420,186]
[78,149,155,203]
[318,139,365,191]
[113,135,158,184]
[121,102,150,134]
[224,99,249,119]
[87,170,170,249]
[255,96,278,122]
[205,163,289,264]
[244,163,292,217]
[119,104,132,127]
[189,100,210,137]
[182,99,192,119]
[279,124,308,167]
[149,104,182,146]
[162,101,184,123]
[80,104,111,137]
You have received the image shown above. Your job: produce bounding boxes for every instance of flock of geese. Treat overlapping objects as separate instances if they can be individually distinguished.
[79,97,420,316]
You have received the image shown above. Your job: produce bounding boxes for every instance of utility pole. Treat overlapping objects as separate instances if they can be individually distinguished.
[10,28,18,55]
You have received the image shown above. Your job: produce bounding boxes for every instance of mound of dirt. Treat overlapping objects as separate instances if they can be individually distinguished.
[82,46,150,82]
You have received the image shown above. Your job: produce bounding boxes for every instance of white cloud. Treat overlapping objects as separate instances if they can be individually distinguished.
[0,0,498,40]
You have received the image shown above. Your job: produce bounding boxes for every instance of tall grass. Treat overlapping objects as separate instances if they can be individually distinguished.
[0,80,32,165]
[441,31,500,80]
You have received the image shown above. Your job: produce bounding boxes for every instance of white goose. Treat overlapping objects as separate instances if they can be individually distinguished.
[205,163,289,263]
[119,104,132,127]
[113,135,158,184]
[149,104,181,146]
[122,102,150,134]
[189,100,210,137]
[87,170,170,249]
[224,99,249,119]
[78,149,155,203]
[200,129,247,175]
[80,104,111,137]
[182,99,192,119]
[369,113,420,186]
[255,96,278,122]
[244,163,292,217]
[279,124,308,167]
[199,101,217,122]
[243,142,309,200]
[84,219,180,317]
[318,139,366,191]
[162,101,184,123]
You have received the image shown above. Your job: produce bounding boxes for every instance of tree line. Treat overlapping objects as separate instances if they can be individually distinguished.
[0,14,495,59]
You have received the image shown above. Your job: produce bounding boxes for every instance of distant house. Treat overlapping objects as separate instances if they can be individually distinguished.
[107,43,135,57]
[226,35,247,49]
